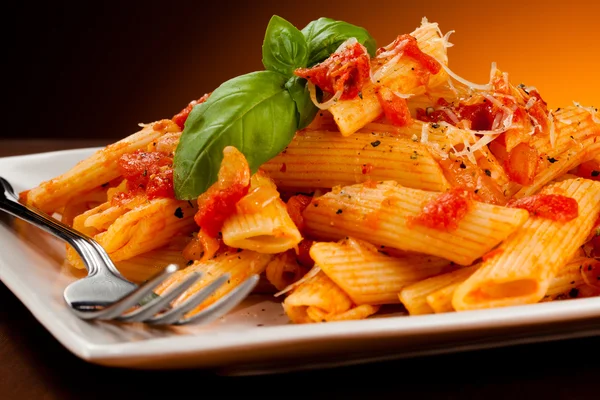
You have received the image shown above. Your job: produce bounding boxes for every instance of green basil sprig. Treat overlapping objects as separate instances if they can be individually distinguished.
[173,15,375,200]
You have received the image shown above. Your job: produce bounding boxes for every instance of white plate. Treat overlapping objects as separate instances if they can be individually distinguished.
[1,148,599,375]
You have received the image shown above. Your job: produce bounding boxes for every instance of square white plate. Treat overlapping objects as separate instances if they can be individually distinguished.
[1,148,599,375]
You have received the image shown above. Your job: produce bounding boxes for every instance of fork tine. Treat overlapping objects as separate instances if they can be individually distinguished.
[175,274,260,326]
[115,272,202,323]
[147,273,231,325]
[71,264,179,320]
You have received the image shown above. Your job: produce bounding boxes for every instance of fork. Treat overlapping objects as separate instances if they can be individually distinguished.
[0,177,259,325]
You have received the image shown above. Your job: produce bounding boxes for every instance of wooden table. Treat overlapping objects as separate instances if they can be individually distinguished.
[0,140,598,399]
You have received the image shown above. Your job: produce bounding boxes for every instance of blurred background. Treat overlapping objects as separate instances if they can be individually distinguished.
[5,0,600,142]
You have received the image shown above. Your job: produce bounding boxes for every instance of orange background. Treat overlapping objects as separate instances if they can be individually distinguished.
[9,0,599,139]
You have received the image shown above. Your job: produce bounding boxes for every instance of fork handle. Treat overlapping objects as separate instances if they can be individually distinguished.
[0,179,111,274]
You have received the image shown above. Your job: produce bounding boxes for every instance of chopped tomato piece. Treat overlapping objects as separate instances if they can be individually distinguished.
[507,194,578,222]
[505,142,539,186]
[117,150,175,200]
[286,194,313,233]
[172,92,211,130]
[416,98,497,131]
[194,147,251,237]
[296,239,315,268]
[378,34,441,75]
[409,188,474,231]
[294,42,370,100]
[375,86,413,127]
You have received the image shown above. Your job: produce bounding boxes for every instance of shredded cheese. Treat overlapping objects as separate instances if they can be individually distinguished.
[307,82,343,110]
[573,101,600,123]
[274,266,322,297]
[433,56,492,91]
[525,97,537,110]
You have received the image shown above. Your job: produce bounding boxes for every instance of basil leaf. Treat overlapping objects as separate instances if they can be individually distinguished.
[262,15,308,77]
[301,17,377,66]
[174,71,297,199]
[285,76,318,130]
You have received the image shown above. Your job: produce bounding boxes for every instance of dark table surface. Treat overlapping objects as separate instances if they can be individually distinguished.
[1,140,598,400]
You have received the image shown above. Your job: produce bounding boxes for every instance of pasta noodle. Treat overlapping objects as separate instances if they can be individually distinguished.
[262,129,450,192]
[453,178,600,311]
[302,181,529,265]
[18,16,600,325]
[310,237,452,305]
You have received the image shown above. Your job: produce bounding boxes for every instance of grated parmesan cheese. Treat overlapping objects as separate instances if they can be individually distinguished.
[573,101,600,123]
[274,266,322,297]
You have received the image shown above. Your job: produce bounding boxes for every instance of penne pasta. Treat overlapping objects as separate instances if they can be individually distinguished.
[544,257,600,300]
[282,270,379,323]
[22,120,180,213]
[67,196,197,268]
[155,249,273,317]
[399,264,480,315]
[221,171,302,253]
[310,237,452,305]
[453,178,600,311]
[328,19,448,136]
[261,130,450,193]
[303,181,528,265]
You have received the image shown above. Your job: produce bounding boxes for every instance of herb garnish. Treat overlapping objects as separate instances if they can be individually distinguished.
[173,16,375,199]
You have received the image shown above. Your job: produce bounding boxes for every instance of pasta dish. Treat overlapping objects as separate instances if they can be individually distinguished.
[20,17,599,324]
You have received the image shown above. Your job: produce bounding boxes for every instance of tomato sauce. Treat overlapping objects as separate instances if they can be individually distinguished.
[294,42,371,100]
[172,92,211,130]
[117,150,175,201]
[286,194,313,233]
[417,98,496,131]
[296,239,315,268]
[409,188,474,231]
[194,183,249,237]
[377,34,441,75]
[375,86,413,127]
[507,194,578,222]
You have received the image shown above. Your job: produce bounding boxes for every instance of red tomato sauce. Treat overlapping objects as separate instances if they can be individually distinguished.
[172,92,211,130]
[409,188,474,231]
[377,34,441,75]
[117,150,175,201]
[375,86,413,127]
[296,239,315,269]
[294,42,370,100]
[286,194,313,233]
[194,183,249,238]
[416,98,497,131]
[507,194,578,222]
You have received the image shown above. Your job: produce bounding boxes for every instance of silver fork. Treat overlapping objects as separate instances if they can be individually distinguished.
[0,177,259,325]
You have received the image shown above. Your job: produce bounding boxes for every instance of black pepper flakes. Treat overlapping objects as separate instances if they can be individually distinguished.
[336,209,343,214]
[358,91,363,99]
[432,123,440,129]
[591,170,600,177]
[568,288,579,298]
[547,157,558,163]
[484,169,492,177]
[371,140,381,147]
[186,260,194,266]
[460,162,467,169]
[174,207,184,218]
